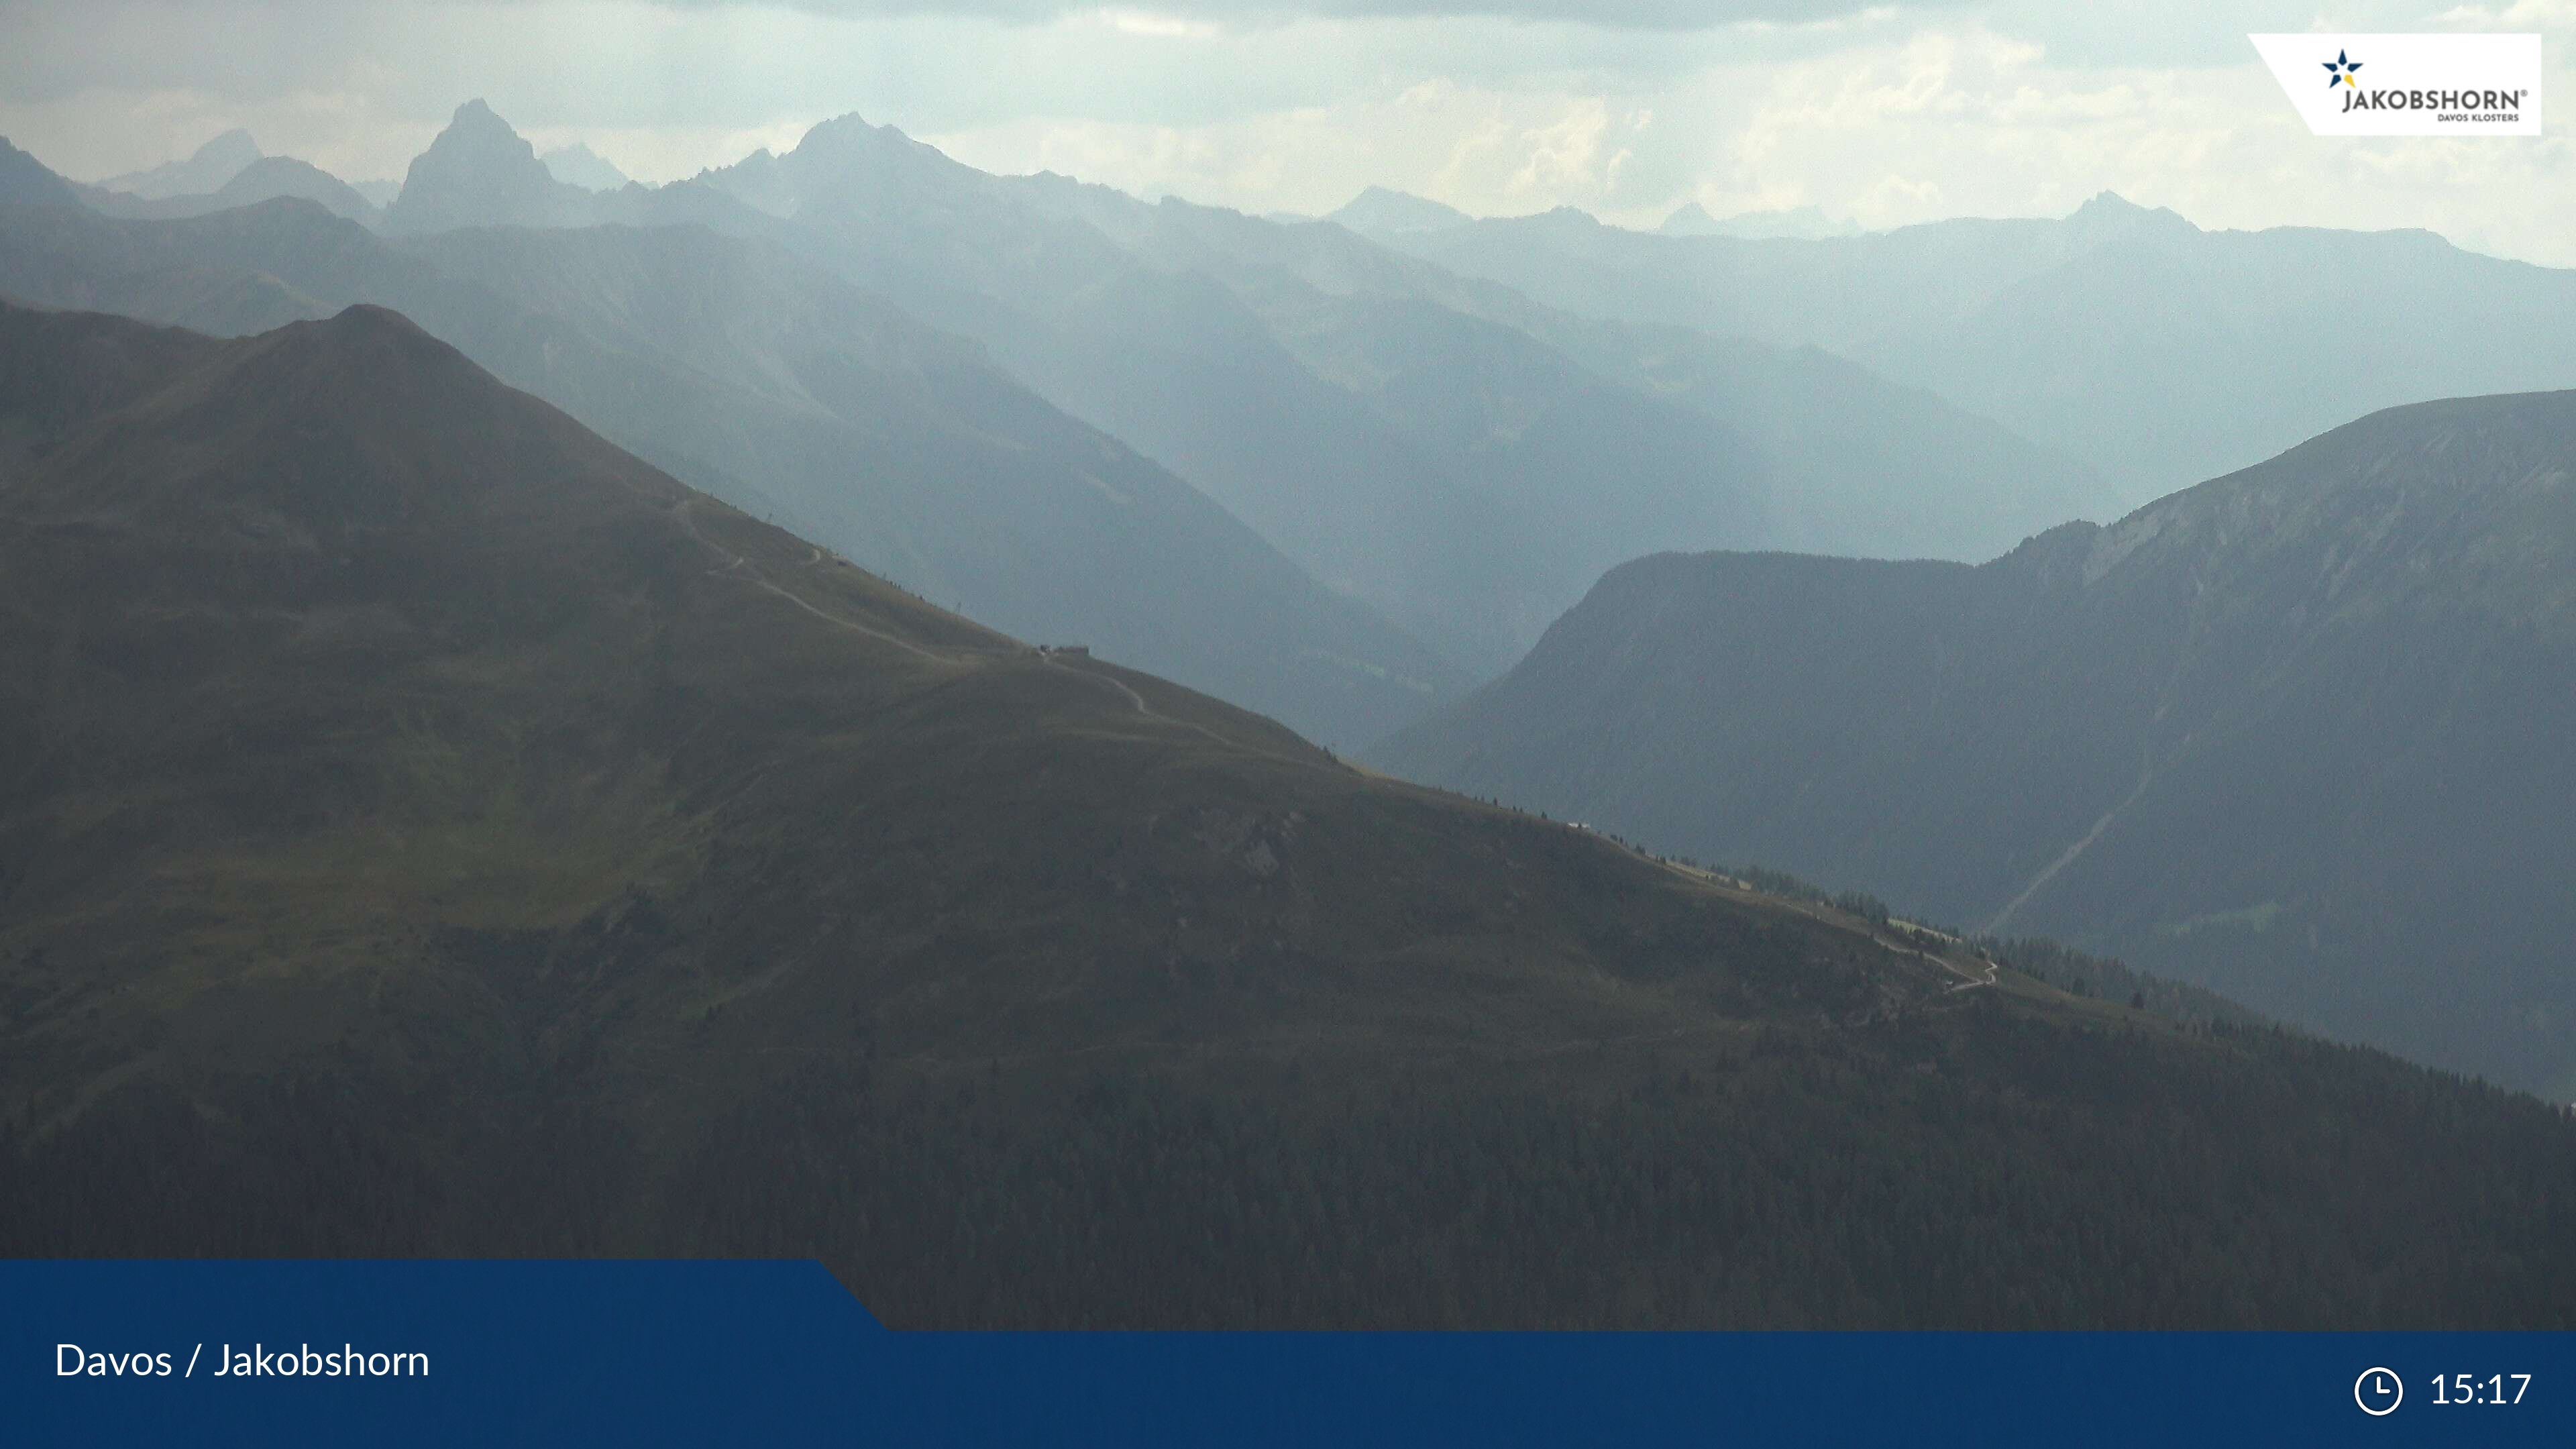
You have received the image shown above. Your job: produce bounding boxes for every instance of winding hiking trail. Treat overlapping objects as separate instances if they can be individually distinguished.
[677,499,1248,751]
[1038,653,1242,751]
[676,498,951,664]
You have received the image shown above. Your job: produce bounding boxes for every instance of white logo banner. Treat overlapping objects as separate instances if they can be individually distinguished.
[2251,34,2542,136]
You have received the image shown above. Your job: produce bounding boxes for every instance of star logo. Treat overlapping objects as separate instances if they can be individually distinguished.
[2322,50,2363,89]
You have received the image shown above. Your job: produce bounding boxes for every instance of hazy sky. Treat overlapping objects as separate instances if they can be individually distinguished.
[4,0,2573,260]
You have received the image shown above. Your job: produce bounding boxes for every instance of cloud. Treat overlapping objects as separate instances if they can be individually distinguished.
[2434,0,2576,24]
[1511,99,1612,191]
[641,0,1964,30]
[5,0,2575,266]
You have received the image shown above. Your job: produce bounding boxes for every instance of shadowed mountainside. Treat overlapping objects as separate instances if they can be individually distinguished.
[1377,390,2576,1096]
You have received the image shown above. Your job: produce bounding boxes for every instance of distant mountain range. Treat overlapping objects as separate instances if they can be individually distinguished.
[87,156,382,225]
[1325,185,1473,235]
[5,103,2120,707]
[68,127,380,225]
[541,142,632,192]
[1320,192,1862,243]
[56,122,2576,555]
[244,102,2106,673]
[5,299,2572,1326]
[1377,389,2576,1097]
[1372,192,2576,506]
[93,128,261,199]
[655,113,2109,672]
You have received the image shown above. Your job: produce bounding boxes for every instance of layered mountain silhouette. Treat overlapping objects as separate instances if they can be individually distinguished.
[380,103,744,236]
[29,103,2112,676]
[94,127,260,199]
[87,154,382,224]
[0,181,1459,747]
[643,113,2105,672]
[1378,192,2576,504]
[1377,390,2576,1095]
[1326,186,1472,235]
[4,299,2573,1326]
[0,140,79,209]
[541,142,633,192]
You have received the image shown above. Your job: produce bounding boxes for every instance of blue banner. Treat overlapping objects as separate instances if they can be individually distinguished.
[3,1260,2566,1445]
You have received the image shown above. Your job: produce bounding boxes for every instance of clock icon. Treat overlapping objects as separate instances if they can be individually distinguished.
[2356,1366,2404,1416]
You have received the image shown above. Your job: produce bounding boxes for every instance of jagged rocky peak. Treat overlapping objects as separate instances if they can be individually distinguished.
[384,99,590,233]
[2067,190,2197,234]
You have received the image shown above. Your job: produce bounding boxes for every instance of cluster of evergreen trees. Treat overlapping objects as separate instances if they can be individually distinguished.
[7,991,2571,1328]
